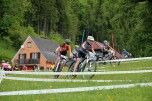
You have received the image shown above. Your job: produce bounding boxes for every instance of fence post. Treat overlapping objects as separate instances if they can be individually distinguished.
[0,68,5,84]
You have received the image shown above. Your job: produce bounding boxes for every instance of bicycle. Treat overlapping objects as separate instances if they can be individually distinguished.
[54,54,71,79]
[67,51,99,80]
[99,50,120,66]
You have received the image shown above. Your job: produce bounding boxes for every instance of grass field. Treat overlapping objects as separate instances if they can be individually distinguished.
[0,60,152,101]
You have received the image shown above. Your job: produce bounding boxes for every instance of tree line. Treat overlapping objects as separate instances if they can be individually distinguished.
[0,0,152,57]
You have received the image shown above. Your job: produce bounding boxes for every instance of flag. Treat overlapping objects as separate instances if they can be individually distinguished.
[112,33,114,49]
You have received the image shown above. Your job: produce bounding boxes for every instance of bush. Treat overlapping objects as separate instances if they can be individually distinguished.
[48,31,74,49]
[0,54,11,63]
[3,36,13,49]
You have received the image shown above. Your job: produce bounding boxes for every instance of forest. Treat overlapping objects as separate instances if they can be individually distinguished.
[0,0,152,58]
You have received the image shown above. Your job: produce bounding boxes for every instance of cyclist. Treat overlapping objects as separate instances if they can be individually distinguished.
[72,45,80,58]
[102,40,119,66]
[102,40,111,59]
[73,36,96,72]
[53,39,72,71]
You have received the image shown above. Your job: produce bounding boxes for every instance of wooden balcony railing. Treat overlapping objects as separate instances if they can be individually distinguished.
[14,59,40,65]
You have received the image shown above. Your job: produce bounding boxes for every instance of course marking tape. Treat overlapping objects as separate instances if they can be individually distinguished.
[3,76,132,82]
[97,56,152,63]
[134,67,152,69]
[97,67,152,71]
[0,82,151,96]
[1,70,152,75]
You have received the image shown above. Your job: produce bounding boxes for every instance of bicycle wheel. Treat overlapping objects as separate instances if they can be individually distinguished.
[110,56,121,66]
[54,62,62,79]
[81,60,97,80]
[67,61,77,79]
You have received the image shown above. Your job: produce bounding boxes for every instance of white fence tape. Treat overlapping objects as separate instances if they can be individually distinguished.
[1,70,152,75]
[97,56,152,63]
[0,82,151,96]
[3,76,132,82]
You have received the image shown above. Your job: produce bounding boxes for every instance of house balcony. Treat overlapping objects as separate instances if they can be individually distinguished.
[14,59,40,65]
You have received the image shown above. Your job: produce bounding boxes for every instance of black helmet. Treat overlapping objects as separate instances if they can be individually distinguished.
[65,39,71,44]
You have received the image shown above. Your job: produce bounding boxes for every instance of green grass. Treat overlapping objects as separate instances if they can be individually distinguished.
[97,60,152,71]
[0,60,152,101]
[0,86,152,101]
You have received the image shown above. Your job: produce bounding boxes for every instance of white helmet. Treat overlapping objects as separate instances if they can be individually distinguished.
[75,45,79,48]
[87,36,94,41]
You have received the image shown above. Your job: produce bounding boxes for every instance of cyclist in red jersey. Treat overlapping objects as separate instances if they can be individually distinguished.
[53,39,72,71]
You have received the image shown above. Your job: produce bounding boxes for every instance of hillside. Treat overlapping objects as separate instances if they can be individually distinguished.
[0,40,17,62]
[1,0,152,57]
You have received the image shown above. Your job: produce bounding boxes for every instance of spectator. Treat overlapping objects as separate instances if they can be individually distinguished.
[1,60,8,71]
[122,49,129,58]
[7,62,12,71]
[22,65,27,71]
[12,63,18,71]
[34,64,40,71]
[128,53,133,58]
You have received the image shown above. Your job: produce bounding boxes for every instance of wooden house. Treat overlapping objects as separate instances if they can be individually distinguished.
[11,36,59,70]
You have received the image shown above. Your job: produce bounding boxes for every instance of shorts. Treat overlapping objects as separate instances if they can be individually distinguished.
[60,51,67,56]
[78,51,87,58]
[103,51,108,56]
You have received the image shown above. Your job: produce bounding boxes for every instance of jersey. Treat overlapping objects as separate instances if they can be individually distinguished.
[80,41,94,54]
[59,43,71,55]
[72,48,79,58]
[103,44,110,50]
[102,44,110,56]
[2,63,8,68]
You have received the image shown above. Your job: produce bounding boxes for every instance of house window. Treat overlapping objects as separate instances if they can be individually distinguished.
[20,53,26,59]
[28,42,32,48]
[30,52,40,59]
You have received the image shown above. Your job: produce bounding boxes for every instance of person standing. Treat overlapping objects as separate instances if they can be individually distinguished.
[7,62,11,71]
[122,49,129,58]
[22,65,27,71]
[1,60,8,71]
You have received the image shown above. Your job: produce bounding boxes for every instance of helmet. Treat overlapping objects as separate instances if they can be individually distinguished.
[75,45,79,48]
[65,39,71,44]
[87,36,94,41]
[2,60,5,63]
[103,40,108,43]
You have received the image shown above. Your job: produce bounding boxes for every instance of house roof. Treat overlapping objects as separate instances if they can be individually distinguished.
[91,41,104,50]
[30,36,59,62]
